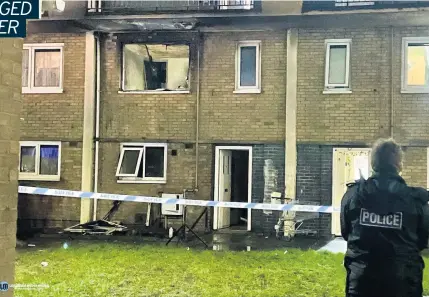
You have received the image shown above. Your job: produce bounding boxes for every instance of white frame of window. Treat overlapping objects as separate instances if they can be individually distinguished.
[19,141,61,181]
[401,37,429,93]
[115,147,144,177]
[22,43,64,94]
[235,40,261,93]
[120,43,190,94]
[116,143,168,184]
[324,39,351,92]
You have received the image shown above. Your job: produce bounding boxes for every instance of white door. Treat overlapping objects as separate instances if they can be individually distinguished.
[332,149,371,236]
[217,150,232,229]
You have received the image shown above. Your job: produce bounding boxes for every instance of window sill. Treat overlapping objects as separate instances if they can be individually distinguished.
[233,89,261,94]
[118,90,190,95]
[400,88,429,94]
[117,179,167,184]
[323,89,352,95]
[19,175,60,182]
[22,88,64,94]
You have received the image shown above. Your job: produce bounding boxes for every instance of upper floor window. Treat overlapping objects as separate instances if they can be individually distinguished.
[324,39,351,93]
[22,43,64,94]
[235,41,261,93]
[19,141,61,181]
[402,37,429,93]
[122,44,190,93]
[116,143,167,184]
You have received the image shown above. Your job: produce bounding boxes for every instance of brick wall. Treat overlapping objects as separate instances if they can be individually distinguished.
[251,144,285,235]
[0,38,22,297]
[401,146,427,187]
[296,145,333,237]
[18,33,85,232]
[297,28,390,143]
[22,33,85,141]
[297,26,429,147]
[200,32,286,142]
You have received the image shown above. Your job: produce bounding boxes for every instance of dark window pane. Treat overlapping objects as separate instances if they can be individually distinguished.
[119,150,141,175]
[240,46,257,87]
[20,146,36,173]
[145,147,165,178]
[40,145,59,175]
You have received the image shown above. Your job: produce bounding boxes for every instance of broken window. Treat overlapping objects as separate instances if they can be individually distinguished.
[235,41,261,92]
[324,39,351,91]
[116,143,167,183]
[402,37,429,93]
[19,141,61,181]
[122,44,190,92]
[22,44,63,93]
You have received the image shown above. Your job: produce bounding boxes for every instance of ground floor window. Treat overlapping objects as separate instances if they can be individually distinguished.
[116,143,167,184]
[19,141,61,181]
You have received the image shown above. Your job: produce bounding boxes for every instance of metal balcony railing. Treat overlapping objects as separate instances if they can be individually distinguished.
[87,0,257,15]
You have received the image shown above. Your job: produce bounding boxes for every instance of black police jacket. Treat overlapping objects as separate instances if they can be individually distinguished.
[340,173,429,297]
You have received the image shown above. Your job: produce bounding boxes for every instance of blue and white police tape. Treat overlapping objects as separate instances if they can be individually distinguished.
[18,186,340,213]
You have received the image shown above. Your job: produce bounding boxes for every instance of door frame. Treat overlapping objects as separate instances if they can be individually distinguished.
[213,146,253,231]
[331,147,371,235]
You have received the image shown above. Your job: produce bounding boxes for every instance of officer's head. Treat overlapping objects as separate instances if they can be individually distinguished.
[371,138,403,174]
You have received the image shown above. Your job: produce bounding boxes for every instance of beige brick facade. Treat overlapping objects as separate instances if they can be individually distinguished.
[19,33,85,230]
[0,38,22,297]
[199,32,286,142]
[19,24,429,233]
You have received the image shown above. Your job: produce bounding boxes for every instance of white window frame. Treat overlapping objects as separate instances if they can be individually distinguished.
[22,43,64,94]
[19,141,61,181]
[120,44,190,94]
[116,143,167,184]
[401,37,429,94]
[324,39,351,93]
[235,41,261,93]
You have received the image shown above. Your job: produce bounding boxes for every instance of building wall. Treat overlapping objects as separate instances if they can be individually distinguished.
[18,33,85,232]
[200,32,286,142]
[295,27,429,236]
[19,26,429,236]
[93,31,287,228]
[0,38,22,297]
[251,144,285,235]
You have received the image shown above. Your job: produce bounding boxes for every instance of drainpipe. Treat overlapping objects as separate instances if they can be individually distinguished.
[195,31,201,191]
[390,26,394,138]
[93,33,101,221]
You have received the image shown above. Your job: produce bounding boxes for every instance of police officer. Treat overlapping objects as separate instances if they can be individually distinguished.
[341,138,429,297]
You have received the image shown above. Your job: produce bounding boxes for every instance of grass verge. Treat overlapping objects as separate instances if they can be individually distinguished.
[14,242,429,297]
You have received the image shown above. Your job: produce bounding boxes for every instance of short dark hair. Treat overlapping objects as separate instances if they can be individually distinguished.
[371,138,403,174]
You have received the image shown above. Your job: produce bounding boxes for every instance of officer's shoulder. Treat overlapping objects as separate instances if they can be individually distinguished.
[407,186,429,204]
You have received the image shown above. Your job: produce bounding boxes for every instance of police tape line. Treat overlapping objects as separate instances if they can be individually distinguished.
[18,186,341,213]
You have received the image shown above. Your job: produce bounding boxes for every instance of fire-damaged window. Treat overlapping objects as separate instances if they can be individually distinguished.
[19,141,61,181]
[402,37,429,93]
[116,143,167,183]
[122,44,190,92]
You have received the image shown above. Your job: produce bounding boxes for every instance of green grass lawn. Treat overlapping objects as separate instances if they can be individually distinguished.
[13,242,429,297]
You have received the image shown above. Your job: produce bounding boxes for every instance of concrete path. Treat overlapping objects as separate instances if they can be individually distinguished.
[317,237,347,253]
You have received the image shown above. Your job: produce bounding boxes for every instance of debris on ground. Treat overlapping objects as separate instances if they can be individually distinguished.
[41,262,48,267]
[64,220,127,235]
[28,244,36,247]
